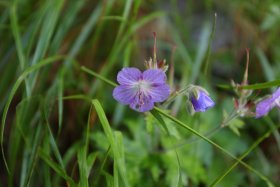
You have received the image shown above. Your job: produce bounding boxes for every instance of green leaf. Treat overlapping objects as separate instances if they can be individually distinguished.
[228,118,245,136]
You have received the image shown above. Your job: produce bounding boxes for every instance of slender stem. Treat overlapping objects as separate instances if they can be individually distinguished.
[152,32,157,65]
[81,66,117,87]
[265,117,280,151]
[154,107,273,186]
[162,86,190,107]
[169,46,176,90]
[210,128,277,187]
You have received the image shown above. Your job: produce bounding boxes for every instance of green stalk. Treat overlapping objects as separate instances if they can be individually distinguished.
[210,129,276,187]
[154,107,273,186]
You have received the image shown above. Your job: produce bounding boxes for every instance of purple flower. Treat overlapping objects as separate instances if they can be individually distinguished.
[256,88,280,118]
[113,67,170,112]
[190,90,215,112]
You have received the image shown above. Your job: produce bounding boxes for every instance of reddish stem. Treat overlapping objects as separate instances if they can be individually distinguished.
[152,32,157,64]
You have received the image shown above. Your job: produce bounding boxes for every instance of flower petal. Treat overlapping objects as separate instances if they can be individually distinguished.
[142,69,167,84]
[191,91,215,112]
[256,97,275,118]
[117,67,142,85]
[113,85,136,104]
[272,87,280,99]
[148,84,170,102]
[129,95,154,112]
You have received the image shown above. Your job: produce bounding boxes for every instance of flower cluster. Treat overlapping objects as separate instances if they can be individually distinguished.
[113,33,215,114]
[112,35,280,123]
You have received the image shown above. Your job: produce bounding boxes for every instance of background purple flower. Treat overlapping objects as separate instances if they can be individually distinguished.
[190,90,215,112]
[113,67,170,112]
[256,87,280,118]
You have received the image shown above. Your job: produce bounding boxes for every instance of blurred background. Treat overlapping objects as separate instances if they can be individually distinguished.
[0,0,280,186]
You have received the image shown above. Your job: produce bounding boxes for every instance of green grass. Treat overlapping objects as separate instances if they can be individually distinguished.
[1,0,280,186]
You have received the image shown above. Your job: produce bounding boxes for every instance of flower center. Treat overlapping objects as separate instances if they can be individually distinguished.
[132,80,151,108]
[133,80,151,92]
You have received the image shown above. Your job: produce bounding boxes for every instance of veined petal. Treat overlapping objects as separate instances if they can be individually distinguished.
[113,85,136,104]
[142,69,167,84]
[256,97,275,118]
[117,67,142,85]
[148,84,170,102]
[129,95,154,112]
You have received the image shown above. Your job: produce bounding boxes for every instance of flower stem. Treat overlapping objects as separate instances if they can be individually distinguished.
[210,128,276,187]
[154,107,273,186]
[162,86,192,107]
[152,32,157,65]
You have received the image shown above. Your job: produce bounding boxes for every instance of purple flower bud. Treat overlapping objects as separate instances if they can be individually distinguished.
[256,87,280,118]
[190,89,215,112]
[113,67,170,112]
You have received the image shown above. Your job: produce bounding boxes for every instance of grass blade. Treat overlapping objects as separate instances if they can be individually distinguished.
[190,23,211,83]
[29,0,64,92]
[58,69,64,135]
[241,79,280,90]
[64,4,102,68]
[1,55,65,173]
[91,99,129,187]
[81,66,117,87]
[78,147,89,187]
[256,47,275,82]
[38,148,76,186]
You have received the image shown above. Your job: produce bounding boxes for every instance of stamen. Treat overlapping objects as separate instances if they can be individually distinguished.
[138,92,145,106]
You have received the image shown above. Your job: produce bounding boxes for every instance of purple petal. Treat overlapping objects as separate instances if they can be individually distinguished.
[117,67,142,85]
[191,91,215,112]
[129,95,154,112]
[272,87,280,99]
[148,84,170,102]
[256,97,275,118]
[113,85,136,104]
[142,69,167,84]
